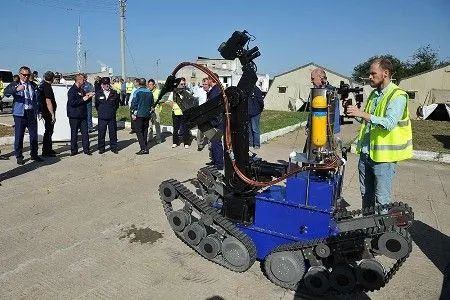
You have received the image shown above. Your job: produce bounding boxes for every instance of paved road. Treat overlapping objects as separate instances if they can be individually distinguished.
[0,124,448,300]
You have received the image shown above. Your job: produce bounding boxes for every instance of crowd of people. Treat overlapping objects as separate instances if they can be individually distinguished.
[2,66,265,171]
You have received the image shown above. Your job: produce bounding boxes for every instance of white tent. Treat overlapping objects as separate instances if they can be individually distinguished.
[417,89,450,121]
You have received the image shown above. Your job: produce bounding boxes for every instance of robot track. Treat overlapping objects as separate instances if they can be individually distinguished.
[263,203,413,297]
[159,178,257,272]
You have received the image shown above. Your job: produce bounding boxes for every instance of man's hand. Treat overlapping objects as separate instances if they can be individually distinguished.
[16,84,25,91]
[131,114,136,121]
[346,105,371,121]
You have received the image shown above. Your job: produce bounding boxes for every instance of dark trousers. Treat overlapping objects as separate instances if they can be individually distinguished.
[210,137,224,168]
[69,118,90,154]
[172,113,190,145]
[130,111,136,131]
[42,117,55,154]
[98,118,117,150]
[120,92,126,106]
[13,110,38,159]
[135,116,150,151]
[125,93,131,105]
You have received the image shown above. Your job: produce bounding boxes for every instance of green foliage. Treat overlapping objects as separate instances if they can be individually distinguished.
[352,45,449,82]
[351,54,407,82]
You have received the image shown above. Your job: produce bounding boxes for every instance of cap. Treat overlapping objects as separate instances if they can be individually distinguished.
[101,77,111,84]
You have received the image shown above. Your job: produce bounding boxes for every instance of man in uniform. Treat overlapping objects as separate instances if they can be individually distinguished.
[346,58,412,212]
[95,77,120,154]
[67,73,95,156]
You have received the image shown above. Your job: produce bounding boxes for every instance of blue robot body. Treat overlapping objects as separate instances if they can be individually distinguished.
[237,172,340,259]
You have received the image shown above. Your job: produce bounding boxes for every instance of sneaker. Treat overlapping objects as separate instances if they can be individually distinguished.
[184,145,189,149]
[172,144,178,148]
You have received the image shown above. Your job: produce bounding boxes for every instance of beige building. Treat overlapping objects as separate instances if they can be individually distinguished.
[264,62,358,111]
[399,64,450,118]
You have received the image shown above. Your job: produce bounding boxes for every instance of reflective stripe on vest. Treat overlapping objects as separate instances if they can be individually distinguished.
[356,83,413,162]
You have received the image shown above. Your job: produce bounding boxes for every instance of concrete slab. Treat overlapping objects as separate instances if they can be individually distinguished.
[0,123,448,300]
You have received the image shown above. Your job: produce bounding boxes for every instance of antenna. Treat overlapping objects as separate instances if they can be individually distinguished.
[76,17,82,72]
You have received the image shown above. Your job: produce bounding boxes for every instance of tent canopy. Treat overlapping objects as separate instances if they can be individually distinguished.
[417,89,450,120]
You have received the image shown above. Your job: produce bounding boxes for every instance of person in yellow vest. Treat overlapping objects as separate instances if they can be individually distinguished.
[112,78,121,95]
[147,78,162,143]
[125,78,134,106]
[346,58,412,213]
[168,77,190,149]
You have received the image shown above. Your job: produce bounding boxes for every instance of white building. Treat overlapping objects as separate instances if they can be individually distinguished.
[175,57,269,91]
[264,62,358,111]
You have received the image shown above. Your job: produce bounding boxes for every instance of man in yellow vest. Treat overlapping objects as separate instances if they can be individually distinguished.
[346,58,412,213]
[147,79,162,143]
[125,78,134,106]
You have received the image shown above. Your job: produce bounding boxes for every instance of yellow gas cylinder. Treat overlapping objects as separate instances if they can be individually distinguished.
[311,95,328,147]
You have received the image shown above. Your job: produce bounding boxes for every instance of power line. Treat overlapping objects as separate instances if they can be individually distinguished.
[124,35,139,76]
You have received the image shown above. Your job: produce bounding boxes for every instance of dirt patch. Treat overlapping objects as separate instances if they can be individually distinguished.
[0,124,14,137]
[120,224,163,244]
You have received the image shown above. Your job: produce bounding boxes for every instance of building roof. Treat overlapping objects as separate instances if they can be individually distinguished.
[399,63,450,81]
[197,56,227,61]
[274,62,353,82]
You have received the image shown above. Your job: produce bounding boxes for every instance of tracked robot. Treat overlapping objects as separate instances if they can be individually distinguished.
[156,31,414,297]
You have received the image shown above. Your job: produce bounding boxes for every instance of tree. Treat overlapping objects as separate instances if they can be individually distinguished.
[404,45,446,77]
[351,54,407,83]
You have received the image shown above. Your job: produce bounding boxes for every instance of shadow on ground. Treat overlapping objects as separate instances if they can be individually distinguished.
[409,220,450,300]
[433,135,450,150]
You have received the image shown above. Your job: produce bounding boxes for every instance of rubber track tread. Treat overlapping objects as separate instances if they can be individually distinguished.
[265,202,413,297]
[161,179,257,272]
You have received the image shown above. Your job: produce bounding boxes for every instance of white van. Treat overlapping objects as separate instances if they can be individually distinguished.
[0,69,14,108]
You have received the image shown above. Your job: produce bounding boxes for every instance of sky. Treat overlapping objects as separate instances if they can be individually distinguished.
[1,0,449,80]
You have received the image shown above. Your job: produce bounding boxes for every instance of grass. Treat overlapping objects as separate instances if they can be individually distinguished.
[411,120,450,153]
[2,110,448,154]
[100,106,309,134]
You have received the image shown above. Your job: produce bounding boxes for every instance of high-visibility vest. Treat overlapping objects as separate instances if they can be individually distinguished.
[152,88,162,112]
[356,83,413,162]
[112,82,121,93]
[172,103,183,115]
[0,80,4,97]
[126,82,133,94]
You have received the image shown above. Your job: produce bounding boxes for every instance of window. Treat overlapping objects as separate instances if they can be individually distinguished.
[223,77,228,83]
[406,91,416,99]
[278,86,287,93]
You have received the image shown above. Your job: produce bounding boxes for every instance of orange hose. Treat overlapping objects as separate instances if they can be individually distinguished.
[169,62,339,188]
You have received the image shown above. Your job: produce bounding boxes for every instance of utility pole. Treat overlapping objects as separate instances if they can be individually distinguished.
[156,59,160,85]
[119,0,126,80]
[76,17,82,72]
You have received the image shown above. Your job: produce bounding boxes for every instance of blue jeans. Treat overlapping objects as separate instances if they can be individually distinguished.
[86,101,93,130]
[249,114,261,148]
[358,153,397,211]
